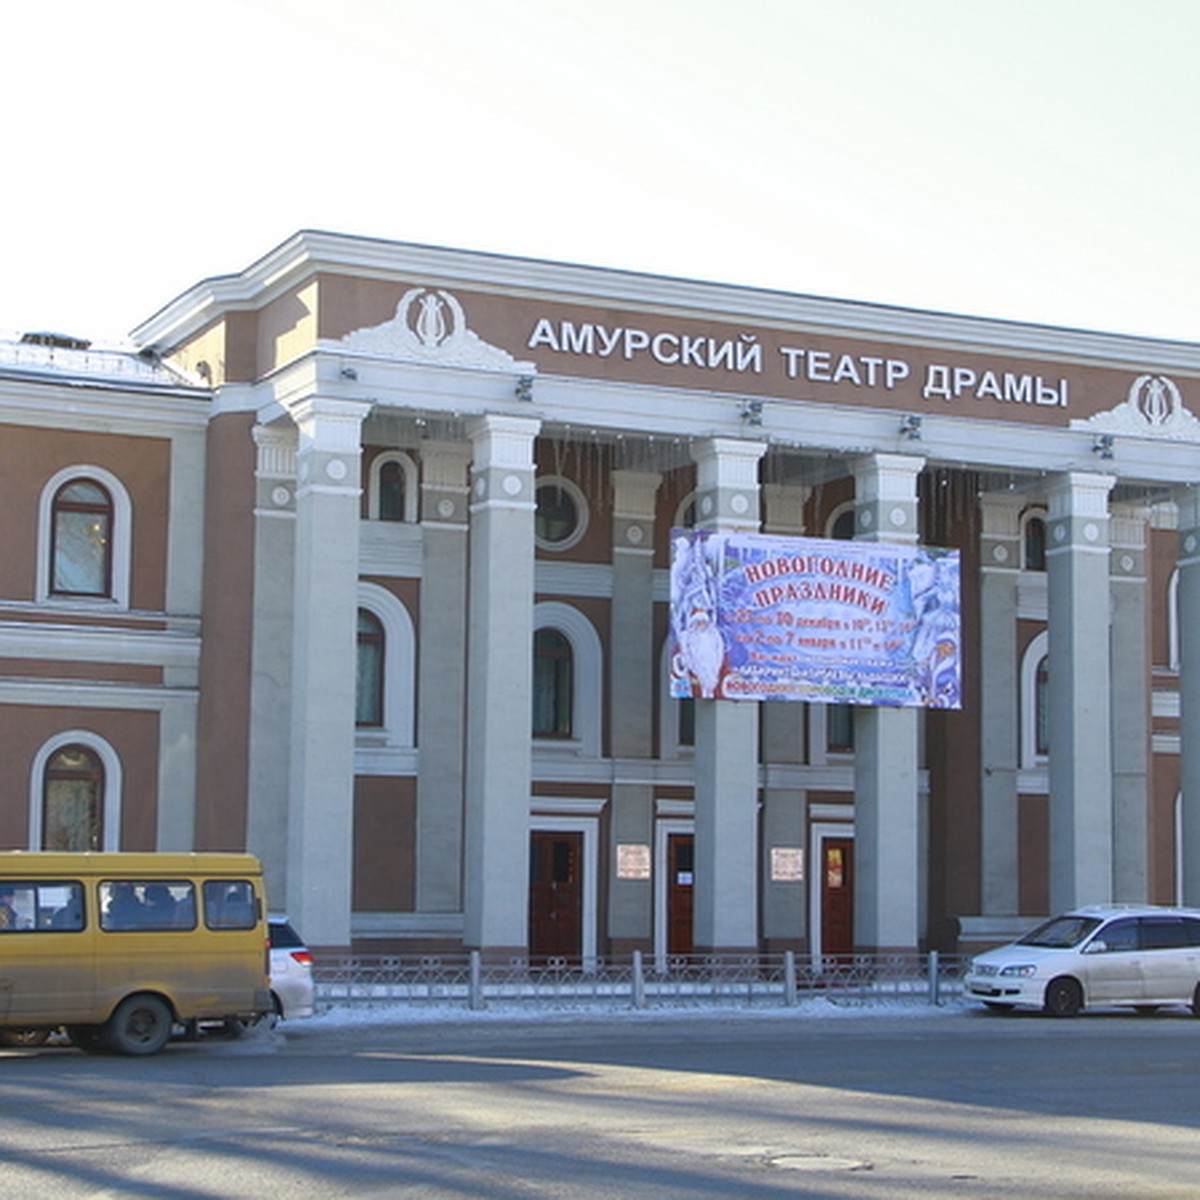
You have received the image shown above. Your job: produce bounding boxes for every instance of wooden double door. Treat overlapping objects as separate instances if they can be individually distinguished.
[528,831,583,961]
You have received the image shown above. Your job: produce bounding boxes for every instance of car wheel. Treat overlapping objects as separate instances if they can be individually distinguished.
[983,1002,1014,1013]
[104,995,174,1056]
[0,1028,51,1048]
[1043,977,1083,1017]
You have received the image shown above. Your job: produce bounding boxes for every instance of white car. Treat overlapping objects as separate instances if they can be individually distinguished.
[965,905,1200,1017]
[269,916,315,1020]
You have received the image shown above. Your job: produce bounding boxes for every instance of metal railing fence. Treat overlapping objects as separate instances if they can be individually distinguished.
[314,950,967,1013]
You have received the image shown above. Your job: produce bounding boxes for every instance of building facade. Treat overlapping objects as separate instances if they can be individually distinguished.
[2,230,1199,957]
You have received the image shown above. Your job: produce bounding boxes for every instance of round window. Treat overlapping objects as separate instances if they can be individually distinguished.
[535,478,587,551]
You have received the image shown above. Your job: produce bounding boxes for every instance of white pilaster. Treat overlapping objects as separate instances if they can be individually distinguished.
[463,413,541,955]
[690,437,765,953]
[978,492,1023,915]
[284,396,371,949]
[853,452,924,952]
[1046,471,1116,912]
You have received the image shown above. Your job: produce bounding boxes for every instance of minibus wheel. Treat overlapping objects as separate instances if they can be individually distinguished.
[104,995,173,1056]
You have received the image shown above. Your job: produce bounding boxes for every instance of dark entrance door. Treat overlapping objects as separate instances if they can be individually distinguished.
[528,831,583,961]
[821,837,854,960]
[667,833,694,956]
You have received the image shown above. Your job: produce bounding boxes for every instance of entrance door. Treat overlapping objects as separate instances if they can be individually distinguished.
[821,837,854,960]
[528,831,583,962]
[667,833,694,956]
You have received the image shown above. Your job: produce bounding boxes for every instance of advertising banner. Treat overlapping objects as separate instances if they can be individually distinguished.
[669,529,961,708]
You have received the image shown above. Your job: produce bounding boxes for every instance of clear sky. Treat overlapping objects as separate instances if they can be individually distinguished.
[3,0,1197,345]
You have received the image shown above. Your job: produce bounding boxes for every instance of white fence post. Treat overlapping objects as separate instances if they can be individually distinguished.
[469,949,485,1010]
[632,949,646,1009]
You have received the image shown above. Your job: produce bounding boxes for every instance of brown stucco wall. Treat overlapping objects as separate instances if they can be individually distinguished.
[352,775,416,911]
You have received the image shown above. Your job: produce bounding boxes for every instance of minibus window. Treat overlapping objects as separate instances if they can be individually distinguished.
[0,881,84,932]
[204,880,258,930]
[99,880,197,931]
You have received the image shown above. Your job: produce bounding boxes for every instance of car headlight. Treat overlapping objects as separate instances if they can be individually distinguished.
[999,964,1037,978]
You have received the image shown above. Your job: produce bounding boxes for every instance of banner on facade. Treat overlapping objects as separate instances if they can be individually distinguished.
[669,529,961,709]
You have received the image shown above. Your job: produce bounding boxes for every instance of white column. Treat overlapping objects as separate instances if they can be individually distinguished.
[416,440,472,913]
[1110,503,1150,902]
[691,437,765,954]
[246,424,297,906]
[1176,487,1200,905]
[463,414,541,956]
[1046,471,1115,913]
[978,492,1022,915]
[284,397,371,949]
[853,452,924,952]
[760,482,809,949]
[608,469,661,949]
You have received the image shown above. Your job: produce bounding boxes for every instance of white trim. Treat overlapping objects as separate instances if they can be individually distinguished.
[672,489,698,530]
[809,820,854,962]
[530,811,599,969]
[654,815,693,970]
[356,582,416,750]
[1020,630,1050,769]
[1168,567,1180,671]
[367,449,419,522]
[36,464,133,609]
[532,601,602,758]
[534,474,589,552]
[824,500,856,540]
[28,730,123,852]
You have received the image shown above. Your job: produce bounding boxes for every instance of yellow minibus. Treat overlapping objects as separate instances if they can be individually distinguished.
[0,852,273,1055]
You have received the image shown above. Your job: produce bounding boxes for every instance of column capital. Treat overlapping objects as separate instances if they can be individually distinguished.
[761,482,810,536]
[1046,471,1116,520]
[466,413,541,470]
[283,395,373,454]
[851,452,925,503]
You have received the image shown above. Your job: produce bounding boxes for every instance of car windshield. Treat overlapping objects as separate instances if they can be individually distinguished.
[1018,915,1103,949]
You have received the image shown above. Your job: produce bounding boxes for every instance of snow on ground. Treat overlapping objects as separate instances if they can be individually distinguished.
[295,995,968,1031]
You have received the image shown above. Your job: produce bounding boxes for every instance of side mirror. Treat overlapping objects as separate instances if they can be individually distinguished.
[1084,939,1107,954]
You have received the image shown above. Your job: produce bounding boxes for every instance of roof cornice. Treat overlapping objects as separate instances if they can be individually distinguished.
[130,229,1200,373]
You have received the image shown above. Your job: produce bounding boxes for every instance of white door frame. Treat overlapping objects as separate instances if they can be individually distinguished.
[809,821,854,962]
[530,812,599,970]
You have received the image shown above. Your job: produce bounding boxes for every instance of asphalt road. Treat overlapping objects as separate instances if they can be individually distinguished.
[1,1004,1199,1198]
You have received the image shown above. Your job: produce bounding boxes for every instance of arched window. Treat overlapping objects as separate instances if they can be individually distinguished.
[378,460,406,522]
[51,479,113,597]
[38,466,132,608]
[829,505,856,541]
[826,703,854,753]
[1022,510,1047,571]
[42,744,104,851]
[1035,656,1050,757]
[367,451,418,522]
[1020,630,1050,767]
[533,627,573,738]
[356,609,385,727]
[678,697,695,747]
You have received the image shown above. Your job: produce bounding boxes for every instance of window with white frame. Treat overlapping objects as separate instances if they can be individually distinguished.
[532,602,601,756]
[29,731,122,851]
[367,451,418,522]
[535,476,588,551]
[37,465,132,607]
[356,583,415,747]
[1021,508,1047,572]
[1020,630,1050,766]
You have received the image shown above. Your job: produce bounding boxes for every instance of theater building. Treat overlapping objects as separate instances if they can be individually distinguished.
[2,229,1199,957]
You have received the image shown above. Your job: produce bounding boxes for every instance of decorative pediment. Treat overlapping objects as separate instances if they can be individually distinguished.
[333,287,535,372]
[1071,374,1200,441]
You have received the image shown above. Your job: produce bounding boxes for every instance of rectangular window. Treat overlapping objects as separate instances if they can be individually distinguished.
[0,880,85,932]
[204,880,259,930]
[100,880,197,931]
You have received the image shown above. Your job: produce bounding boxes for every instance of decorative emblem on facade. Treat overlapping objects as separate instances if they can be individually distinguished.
[334,287,536,373]
[1072,374,1200,440]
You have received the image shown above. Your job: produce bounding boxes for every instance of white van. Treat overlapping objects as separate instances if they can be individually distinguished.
[965,904,1200,1016]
